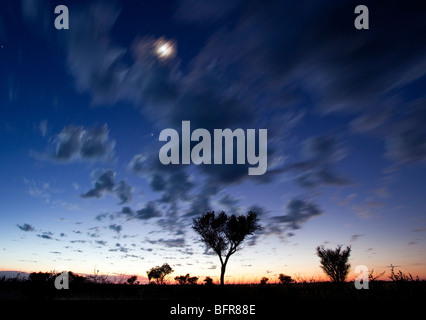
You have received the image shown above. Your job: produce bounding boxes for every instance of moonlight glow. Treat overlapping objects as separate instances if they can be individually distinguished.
[154,39,175,59]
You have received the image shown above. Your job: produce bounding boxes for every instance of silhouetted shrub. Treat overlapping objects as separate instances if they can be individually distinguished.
[368,269,385,282]
[126,275,138,285]
[174,274,198,285]
[260,277,269,285]
[188,276,198,285]
[86,270,110,284]
[389,264,419,282]
[175,275,186,285]
[68,271,86,285]
[316,244,351,282]
[147,263,174,285]
[278,273,294,284]
[29,272,54,285]
[203,276,214,286]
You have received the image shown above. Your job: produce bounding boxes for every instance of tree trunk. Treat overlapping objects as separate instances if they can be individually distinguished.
[220,252,232,286]
[220,262,226,286]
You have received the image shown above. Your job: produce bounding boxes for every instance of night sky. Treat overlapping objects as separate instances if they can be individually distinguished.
[1,0,426,283]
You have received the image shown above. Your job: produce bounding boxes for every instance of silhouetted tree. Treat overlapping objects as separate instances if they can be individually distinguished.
[389,264,418,282]
[87,269,110,284]
[260,277,269,285]
[29,272,54,285]
[126,275,138,285]
[203,276,214,286]
[68,271,86,285]
[187,275,198,285]
[192,211,261,286]
[316,244,351,282]
[175,274,199,285]
[174,275,185,285]
[278,273,293,284]
[368,269,385,282]
[147,263,174,284]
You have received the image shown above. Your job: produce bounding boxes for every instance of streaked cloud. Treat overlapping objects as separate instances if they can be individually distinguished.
[272,198,322,230]
[17,223,35,232]
[81,170,133,204]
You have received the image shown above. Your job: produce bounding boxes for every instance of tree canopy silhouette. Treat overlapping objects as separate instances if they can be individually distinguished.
[126,275,138,285]
[174,274,199,285]
[146,263,174,285]
[316,244,351,282]
[278,273,293,284]
[192,210,261,286]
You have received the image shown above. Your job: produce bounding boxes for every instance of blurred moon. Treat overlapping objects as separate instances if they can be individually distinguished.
[154,39,176,60]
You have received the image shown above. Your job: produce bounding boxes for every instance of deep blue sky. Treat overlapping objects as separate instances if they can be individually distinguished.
[1,0,425,282]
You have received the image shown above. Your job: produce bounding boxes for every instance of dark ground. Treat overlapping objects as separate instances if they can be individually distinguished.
[1,279,425,318]
[1,278,425,300]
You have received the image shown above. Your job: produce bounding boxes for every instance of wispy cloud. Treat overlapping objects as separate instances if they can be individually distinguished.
[81,170,115,198]
[272,198,322,231]
[108,224,122,234]
[34,124,115,163]
[146,237,186,248]
[95,240,107,246]
[81,169,133,204]
[282,135,350,188]
[350,234,364,243]
[17,223,35,232]
[37,231,57,241]
[135,202,162,220]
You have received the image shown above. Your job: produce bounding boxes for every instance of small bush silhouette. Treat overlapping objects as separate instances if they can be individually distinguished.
[87,269,110,284]
[278,273,293,284]
[260,277,269,285]
[147,263,174,285]
[368,269,385,282]
[174,274,199,285]
[389,264,419,282]
[203,276,214,286]
[316,244,351,282]
[28,271,86,288]
[68,271,86,285]
[126,275,138,285]
[29,272,54,284]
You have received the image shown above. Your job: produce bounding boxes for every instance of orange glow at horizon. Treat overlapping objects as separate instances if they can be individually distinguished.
[2,264,425,284]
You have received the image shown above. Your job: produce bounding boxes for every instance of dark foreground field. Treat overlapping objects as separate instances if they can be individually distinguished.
[2,279,425,318]
[1,278,425,301]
